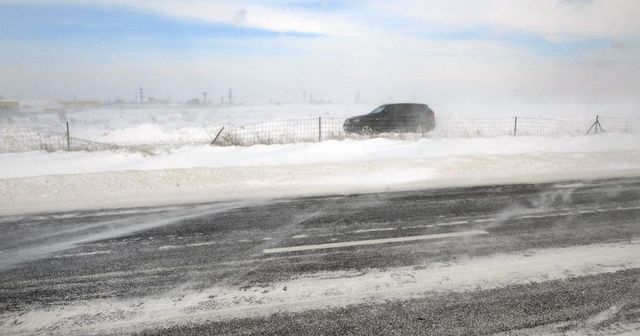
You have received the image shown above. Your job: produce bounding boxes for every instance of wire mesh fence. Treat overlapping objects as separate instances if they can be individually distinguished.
[1,115,639,153]
[431,117,514,138]
[597,116,640,134]
[0,126,120,153]
[0,126,214,154]
[210,115,640,146]
[211,118,327,146]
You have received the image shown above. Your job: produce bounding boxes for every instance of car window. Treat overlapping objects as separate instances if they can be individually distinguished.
[379,105,397,116]
[409,105,423,116]
[406,105,426,116]
[390,105,409,117]
[368,105,386,115]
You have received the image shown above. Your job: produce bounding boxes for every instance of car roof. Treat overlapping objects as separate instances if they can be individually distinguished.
[384,103,431,113]
[386,103,429,108]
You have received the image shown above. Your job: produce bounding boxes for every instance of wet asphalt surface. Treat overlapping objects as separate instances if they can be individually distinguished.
[1,177,640,335]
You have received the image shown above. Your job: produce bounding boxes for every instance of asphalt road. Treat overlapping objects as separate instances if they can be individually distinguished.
[1,178,640,335]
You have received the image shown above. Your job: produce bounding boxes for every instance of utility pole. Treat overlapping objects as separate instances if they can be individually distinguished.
[138,86,144,104]
[228,89,233,105]
[202,92,208,105]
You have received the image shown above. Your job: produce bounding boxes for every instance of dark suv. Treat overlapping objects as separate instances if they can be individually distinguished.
[343,103,436,135]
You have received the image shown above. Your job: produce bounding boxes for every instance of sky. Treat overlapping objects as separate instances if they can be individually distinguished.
[0,0,639,110]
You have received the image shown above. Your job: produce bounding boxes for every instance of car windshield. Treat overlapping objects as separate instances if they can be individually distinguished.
[368,105,386,115]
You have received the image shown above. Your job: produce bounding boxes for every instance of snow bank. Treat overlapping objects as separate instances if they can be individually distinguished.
[2,150,640,215]
[1,134,638,179]
[1,133,639,215]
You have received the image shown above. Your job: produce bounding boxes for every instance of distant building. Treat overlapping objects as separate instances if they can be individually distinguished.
[59,101,102,109]
[0,100,20,112]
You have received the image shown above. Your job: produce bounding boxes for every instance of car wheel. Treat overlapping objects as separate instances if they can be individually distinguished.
[417,124,427,135]
[361,125,374,136]
[418,122,432,136]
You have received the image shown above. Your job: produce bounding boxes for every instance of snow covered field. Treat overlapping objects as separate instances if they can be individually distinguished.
[1,104,640,215]
[1,135,640,215]
[1,134,639,179]
[3,104,369,144]
[2,103,638,145]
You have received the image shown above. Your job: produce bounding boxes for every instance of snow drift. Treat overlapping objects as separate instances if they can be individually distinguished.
[1,134,640,215]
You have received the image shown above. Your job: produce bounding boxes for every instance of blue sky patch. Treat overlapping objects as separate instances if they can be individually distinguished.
[0,3,318,55]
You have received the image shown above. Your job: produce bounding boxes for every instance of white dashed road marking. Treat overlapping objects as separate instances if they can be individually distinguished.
[263,230,489,254]
[354,228,395,233]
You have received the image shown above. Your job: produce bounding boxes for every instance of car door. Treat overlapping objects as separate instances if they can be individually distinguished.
[380,105,399,132]
[389,105,413,132]
[367,106,388,132]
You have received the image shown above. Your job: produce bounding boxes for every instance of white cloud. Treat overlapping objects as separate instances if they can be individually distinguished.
[4,0,638,39]
[141,1,363,36]
[0,0,363,36]
[372,0,640,41]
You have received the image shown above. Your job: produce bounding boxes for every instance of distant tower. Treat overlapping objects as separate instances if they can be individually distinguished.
[138,86,144,104]
[228,89,233,105]
[202,92,208,105]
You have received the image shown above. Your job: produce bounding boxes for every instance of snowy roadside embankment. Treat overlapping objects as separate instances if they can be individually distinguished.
[1,134,640,215]
[1,134,639,178]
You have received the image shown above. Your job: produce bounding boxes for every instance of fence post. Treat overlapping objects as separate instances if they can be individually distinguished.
[586,115,603,135]
[210,126,225,145]
[318,117,322,142]
[513,116,518,136]
[65,122,71,151]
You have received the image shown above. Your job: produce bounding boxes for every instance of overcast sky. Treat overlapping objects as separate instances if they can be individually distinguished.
[0,0,639,109]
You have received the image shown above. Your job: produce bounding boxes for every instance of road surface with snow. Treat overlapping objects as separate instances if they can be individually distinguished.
[1,178,640,335]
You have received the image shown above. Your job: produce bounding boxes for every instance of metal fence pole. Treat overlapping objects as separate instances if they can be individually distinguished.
[513,116,518,136]
[65,122,71,151]
[586,115,603,135]
[210,127,225,145]
[318,117,322,142]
